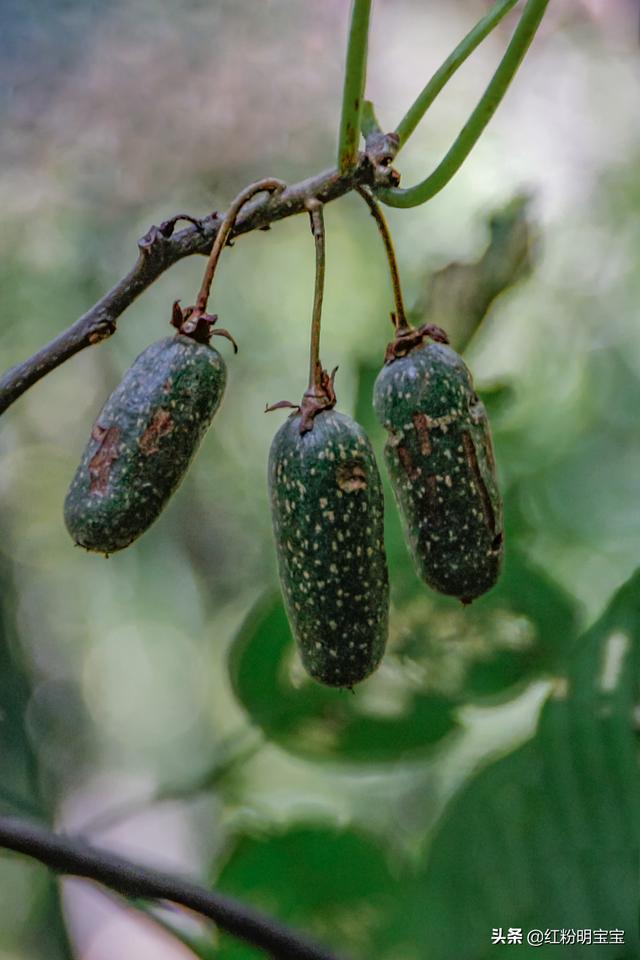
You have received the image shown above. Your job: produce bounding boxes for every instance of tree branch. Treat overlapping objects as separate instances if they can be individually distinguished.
[0,155,392,417]
[0,815,343,960]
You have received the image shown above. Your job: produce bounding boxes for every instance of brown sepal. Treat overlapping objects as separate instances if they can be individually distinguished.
[211,328,238,353]
[265,366,338,435]
[384,323,450,364]
[170,301,237,349]
[265,400,299,414]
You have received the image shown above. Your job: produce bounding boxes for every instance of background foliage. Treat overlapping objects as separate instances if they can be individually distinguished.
[0,1,638,957]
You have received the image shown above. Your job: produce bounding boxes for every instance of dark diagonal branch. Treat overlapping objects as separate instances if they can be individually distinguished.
[0,148,397,417]
[0,815,342,960]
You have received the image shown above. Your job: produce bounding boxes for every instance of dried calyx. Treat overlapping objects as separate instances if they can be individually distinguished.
[266,364,338,435]
[384,321,449,364]
[171,301,238,352]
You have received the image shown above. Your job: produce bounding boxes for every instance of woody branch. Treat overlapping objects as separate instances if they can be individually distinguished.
[0,141,398,418]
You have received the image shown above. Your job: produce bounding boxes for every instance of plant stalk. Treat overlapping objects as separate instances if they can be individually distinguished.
[377,0,550,208]
[337,0,372,173]
[395,0,520,149]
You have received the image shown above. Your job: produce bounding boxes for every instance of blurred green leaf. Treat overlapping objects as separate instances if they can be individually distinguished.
[214,824,397,960]
[379,568,640,959]
[386,542,579,702]
[410,193,537,352]
[228,592,458,763]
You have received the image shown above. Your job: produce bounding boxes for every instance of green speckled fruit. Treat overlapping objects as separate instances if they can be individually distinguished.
[373,341,503,602]
[268,409,389,687]
[65,334,226,554]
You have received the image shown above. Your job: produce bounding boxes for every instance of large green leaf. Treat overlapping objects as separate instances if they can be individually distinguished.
[380,568,640,960]
[213,824,398,960]
[229,592,458,763]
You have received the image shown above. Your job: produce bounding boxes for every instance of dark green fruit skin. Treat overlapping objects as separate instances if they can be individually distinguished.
[373,342,503,601]
[65,334,226,554]
[268,410,389,688]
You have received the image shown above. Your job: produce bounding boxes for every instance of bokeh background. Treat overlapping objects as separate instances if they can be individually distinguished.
[0,1,639,957]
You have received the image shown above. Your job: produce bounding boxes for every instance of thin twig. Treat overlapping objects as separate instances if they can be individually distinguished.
[355,185,408,332]
[195,179,286,314]
[0,815,343,960]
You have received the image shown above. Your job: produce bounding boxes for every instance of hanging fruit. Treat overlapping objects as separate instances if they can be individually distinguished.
[267,200,389,687]
[356,185,503,603]
[64,179,284,554]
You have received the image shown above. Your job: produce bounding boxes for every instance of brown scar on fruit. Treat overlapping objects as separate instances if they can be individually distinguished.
[425,473,437,501]
[397,445,420,482]
[139,409,174,455]
[89,425,122,494]
[337,461,368,492]
[481,424,498,475]
[462,431,496,533]
[412,413,432,456]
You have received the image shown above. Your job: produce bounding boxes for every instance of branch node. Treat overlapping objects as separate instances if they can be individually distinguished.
[88,319,117,345]
[363,132,401,189]
[138,214,212,258]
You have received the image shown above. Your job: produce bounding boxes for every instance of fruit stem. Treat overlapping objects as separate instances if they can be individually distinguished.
[355,184,409,332]
[195,178,286,314]
[306,199,326,392]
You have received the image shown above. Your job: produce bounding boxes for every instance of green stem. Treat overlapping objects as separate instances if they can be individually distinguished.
[355,186,408,332]
[377,0,550,209]
[337,0,372,173]
[195,178,285,313]
[395,0,519,149]
[361,100,382,140]
[305,200,326,392]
